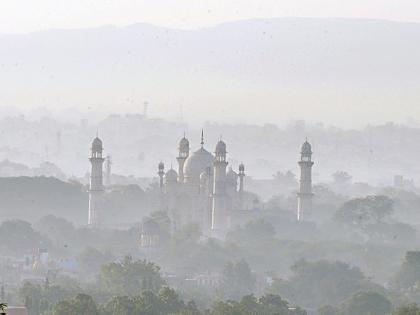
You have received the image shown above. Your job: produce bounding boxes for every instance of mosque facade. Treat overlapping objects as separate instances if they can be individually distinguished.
[157,132,247,237]
[87,134,315,238]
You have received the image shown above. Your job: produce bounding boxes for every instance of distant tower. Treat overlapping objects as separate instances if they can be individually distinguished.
[88,136,105,226]
[297,139,314,221]
[212,140,228,235]
[105,155,112,187]
[238,163,245,193]
[177,134,189,182]
[158,162,165,192]
[238,163,245,209]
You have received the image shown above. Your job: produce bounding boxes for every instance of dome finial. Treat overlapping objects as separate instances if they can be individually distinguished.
[201,129,204,147]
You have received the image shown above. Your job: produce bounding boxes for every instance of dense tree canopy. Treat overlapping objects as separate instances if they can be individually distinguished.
[98,256,165,296]
[335,195,394,227]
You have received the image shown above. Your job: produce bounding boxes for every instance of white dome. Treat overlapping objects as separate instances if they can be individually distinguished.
[165,168,178,182]
[183,147,214,183]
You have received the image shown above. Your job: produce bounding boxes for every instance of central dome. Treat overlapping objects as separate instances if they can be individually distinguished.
[183,147,214,183]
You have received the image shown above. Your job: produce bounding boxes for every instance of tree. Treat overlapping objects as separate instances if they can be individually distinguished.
[102,296,136,315]
[268,259,384,309]
[226,219,276,244]
[392,251,420,291]
[393,304,420,315]
[209,294,306,315]
[221,260,256,300]
[0,220,49,255]
[48,294,100,315]
[339,291,392,315]
[98,256,165,296]
[77,246,114,275]
[317,305,339,315]
[335,195,394,227]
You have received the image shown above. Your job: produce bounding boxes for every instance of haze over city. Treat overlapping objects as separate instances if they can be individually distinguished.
[1,2,420,315]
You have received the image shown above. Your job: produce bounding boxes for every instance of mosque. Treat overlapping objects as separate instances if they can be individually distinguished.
[87,132,314,239]
[156,131,250,238]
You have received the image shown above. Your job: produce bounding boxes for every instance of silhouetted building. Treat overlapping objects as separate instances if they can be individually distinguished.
[297,139,314,221]
[157,132,248,237]
[88,136,105,226]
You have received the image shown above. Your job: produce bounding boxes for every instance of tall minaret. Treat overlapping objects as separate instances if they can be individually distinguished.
[212,140,228,235]
[297,139,314,221]
[158,161,165,192]
[238,163,245,193]
[88,136,105,226]
[177,134,189,182]
[238,163,245,209]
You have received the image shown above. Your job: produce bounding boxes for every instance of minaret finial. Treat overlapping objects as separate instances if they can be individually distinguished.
[201,129,204,147]
[96,130,99,138]
[183,131,186,138]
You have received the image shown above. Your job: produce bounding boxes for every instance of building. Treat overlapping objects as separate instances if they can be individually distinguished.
[297,139,314,221]
[88,136,105,226]
[157,132,249,237]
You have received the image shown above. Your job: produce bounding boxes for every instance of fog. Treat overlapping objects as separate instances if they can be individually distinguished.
[1,18,420,127]
[2,5,420,315]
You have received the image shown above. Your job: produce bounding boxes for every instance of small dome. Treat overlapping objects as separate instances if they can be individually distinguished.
[227,167,238,181]
[183,147,214,182]
[165,168,178,181]
[239,163,245,172]
[215,140,227,155]
[92,137,103,151]
[158,161,165,170]
[301,140,312,155]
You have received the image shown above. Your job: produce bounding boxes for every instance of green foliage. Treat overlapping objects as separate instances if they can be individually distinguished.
[226,219,276,244]
[101,288,195,315]
[19,281,79,315]
[267,259,384,309]
[393,304,420,315]
[335,195,394,226]
[98,256,165,296]
[221,260,256,300]
[392,251,420,291]
[0,220,49,256]
[77,247,114,275]
[48,293,100,315]
[209,294,306,315]
[317,305,339,315]
[339,291,392,315]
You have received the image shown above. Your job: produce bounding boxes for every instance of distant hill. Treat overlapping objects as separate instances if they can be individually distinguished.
[1,18,420,125]
[0,176,153,225]
[0,177,87,223]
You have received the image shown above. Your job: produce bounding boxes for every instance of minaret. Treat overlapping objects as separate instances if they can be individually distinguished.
[238,163,245,193]
[238,163,245,209]
[88,136,105,226]
[158,161,165,192]
[177,134,189,182]
[212,139,228,235]
[297,139,314,221]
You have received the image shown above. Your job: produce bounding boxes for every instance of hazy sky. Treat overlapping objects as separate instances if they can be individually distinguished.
[1,0,420,33]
